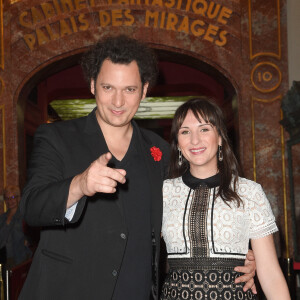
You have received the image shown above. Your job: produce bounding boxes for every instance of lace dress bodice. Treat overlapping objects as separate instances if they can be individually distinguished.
[162,174,278,260]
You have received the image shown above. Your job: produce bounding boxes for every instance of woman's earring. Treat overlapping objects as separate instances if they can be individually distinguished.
[218,145,223,162]
[178,148,183,166]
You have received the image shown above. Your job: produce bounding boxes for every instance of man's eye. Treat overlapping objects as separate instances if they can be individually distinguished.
[127,87,136,93]
[103,85,111,90]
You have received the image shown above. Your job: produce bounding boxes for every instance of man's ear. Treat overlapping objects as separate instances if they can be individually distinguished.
[141,82,149,100]
[90,79,95,95]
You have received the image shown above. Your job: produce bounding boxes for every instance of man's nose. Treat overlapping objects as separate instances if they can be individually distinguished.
[112,90,125,108]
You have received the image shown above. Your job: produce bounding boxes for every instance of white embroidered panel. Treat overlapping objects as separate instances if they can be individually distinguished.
[162,177,278,259]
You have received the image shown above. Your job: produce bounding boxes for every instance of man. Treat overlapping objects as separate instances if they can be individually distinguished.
[19,35,255,299]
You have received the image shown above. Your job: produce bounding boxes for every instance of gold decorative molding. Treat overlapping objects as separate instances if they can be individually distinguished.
[248,0,281,60]
[280,109,289,258]
[0,105,6,189]
[251,95,281,180]
[251,96,289,257]
[251,62,282,93]
[0,0,3,70]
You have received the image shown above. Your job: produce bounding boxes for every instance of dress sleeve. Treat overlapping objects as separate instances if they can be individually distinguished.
[248,183,278,239]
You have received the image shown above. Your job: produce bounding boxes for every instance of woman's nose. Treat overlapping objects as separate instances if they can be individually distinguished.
[191,132,200,145]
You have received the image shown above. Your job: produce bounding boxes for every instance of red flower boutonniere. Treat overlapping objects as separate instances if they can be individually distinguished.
[150,146,162,162]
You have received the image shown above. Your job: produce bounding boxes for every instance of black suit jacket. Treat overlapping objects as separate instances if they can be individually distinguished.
[19,109,170,300]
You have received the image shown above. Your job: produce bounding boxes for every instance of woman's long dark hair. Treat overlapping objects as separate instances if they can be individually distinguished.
[169,97,242,206]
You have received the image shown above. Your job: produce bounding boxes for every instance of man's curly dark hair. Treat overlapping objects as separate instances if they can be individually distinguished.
[81,35,158,88]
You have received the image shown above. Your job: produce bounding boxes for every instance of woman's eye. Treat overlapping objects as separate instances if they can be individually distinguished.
[180,130,189,135]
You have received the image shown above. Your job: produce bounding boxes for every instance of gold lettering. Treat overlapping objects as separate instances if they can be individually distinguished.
[145,10,159,27]
[190,19,205,36]
[151,0,163,7]
[41,3,56,18]
[99,11,111,26]
[31,7,45,24]
[177,15,189,33]
[61,0,75,13]
[53,0,62,14]
[36,28,49,45]
[164,0,174,8]
[23,33,36,50]
[192,0,207,15]
[111,9,122,25]
[45,23,60,40]
[60,19,73,36]
[74,0,87,10]
[124,9,135,25]
[166,13,178,30]
[78,14,89,30]
[207,2,220,19]
[217,6,232,24]
[215,30,227,46]
[70,16,78,32]
[185,0,192,11]
[203,23,218,42]
[19,11,33,29]
[160,11,166,28]
[176,0,182,9]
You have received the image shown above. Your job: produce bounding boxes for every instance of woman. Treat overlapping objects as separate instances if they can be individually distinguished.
[161,98,290,299]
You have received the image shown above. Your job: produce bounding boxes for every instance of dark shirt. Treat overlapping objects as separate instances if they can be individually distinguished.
[111,125,152,300]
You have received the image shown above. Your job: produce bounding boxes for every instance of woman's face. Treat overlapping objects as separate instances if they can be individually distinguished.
[177,110,221,178]
[4,191,19,210]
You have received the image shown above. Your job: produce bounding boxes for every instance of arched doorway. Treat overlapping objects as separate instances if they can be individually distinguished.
[19,48,239,188]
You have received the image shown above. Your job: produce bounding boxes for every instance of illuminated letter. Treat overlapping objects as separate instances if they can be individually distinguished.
[75,0,87,10]
[164,0,175,8]
[207,2,220,19]
[151,0,163,7]
[41,3,56,18]
[177,16,189,33]
[145,10,159,27]
[99,11,111,26]
[70,16,78,32]
[217,6,232,24]
[31,7,45,24]
[215,30,227,46]
[112,10,123,26]
[192,0,207,15]
[45,24,60,40]
[124,9,135,25]
[203,24,218,42]
[78,14,89,30]
[23,33,36,50]
[190,19,205,36]
[166,13,178,30]
[60,19,73,36]
[61,0,75,13]
[19,11,33,28]
[36,28,50,45]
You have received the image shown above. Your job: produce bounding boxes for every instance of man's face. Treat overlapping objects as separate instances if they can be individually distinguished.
[91,59,148,129]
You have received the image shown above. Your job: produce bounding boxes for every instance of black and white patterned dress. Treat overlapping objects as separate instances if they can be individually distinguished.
[161,171,278,300]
